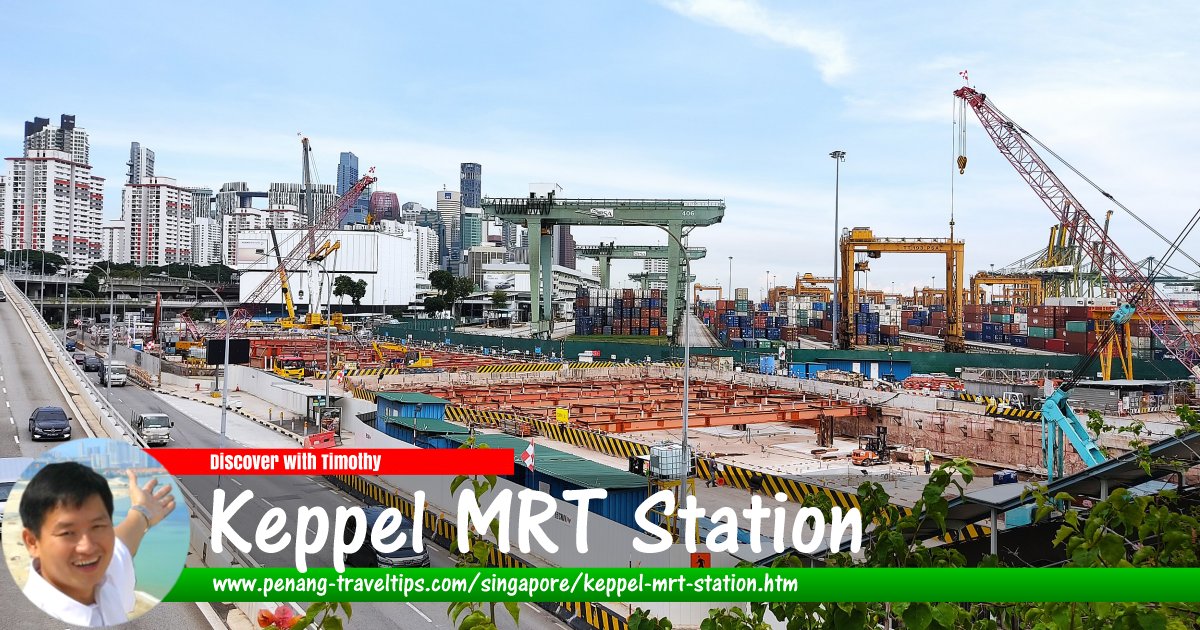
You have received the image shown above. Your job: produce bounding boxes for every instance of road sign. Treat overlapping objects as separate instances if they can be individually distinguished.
[690,552,711,568]
[556,408,569,424]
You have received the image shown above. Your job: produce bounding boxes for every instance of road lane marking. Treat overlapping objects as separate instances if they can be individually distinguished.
[229,478,242,486]
[8,417,12,425]
[261,498,275,508]
[13,435,18,444]
[406,603,432,623]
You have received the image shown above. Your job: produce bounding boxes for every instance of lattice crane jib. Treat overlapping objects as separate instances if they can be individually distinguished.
[216,174,377,336]
[955,86,1200,378]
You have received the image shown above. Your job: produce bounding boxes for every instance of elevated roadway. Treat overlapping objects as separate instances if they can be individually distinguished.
[0,276,220,629]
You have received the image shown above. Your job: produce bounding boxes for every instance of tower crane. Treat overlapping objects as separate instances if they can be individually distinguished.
[955,84,1200,480]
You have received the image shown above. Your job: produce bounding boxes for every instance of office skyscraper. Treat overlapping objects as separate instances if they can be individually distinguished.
[460,163,481,207]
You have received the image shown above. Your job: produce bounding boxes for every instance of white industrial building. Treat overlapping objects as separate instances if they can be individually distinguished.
[2,148,105,267]
[122,176,194,266]
[236,227,417,310]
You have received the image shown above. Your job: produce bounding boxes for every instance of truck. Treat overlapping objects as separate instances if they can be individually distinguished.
[134,413,172,446]
[100,360,128,387]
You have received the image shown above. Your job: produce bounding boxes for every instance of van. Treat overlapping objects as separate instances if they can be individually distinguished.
[135,412,172,446]
[342,505,430,568]
[101,360,128,386]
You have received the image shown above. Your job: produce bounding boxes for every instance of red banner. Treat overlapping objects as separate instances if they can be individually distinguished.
[149,448,514,476]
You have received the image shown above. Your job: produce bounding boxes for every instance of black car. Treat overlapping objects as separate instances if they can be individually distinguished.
[343,505,431,568]
[0,292,7,302]
[29,406,72,441]
[72,351,87,365]
[83,356,102,371]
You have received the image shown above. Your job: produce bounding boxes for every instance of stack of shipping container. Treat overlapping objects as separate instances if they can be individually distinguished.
[574,288,667,337]
[661,285,1192,360]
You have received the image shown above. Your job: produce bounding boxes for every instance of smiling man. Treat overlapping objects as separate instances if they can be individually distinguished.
[18,461,176,627]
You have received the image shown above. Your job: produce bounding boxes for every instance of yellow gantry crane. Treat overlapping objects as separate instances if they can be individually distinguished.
[839,227,965,352]
[969,272,1045,306]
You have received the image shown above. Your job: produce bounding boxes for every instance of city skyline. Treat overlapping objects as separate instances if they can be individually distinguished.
[2,2,1198,293]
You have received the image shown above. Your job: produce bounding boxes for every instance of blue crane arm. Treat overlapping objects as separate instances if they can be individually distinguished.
[1041,388,1108,478]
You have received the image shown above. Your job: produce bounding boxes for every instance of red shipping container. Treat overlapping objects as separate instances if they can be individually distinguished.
[1065,331,1089,346]
[1045,339,1067,353]
[1027,337,1047,350]
[965,322,982,332]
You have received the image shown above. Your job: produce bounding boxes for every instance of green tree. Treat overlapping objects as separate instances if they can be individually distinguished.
[490,289,509,308]
[423,295,449,315]
[332,275,367,306]
[446,437,520,630]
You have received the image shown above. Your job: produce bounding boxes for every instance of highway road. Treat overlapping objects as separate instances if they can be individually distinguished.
[0,278,219,629]
[88,375,570,630]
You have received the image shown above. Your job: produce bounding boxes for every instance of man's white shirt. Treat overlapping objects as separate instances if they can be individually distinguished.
[23,537,136,627]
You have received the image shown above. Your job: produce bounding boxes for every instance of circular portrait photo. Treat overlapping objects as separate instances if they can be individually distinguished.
[2,438,189,627]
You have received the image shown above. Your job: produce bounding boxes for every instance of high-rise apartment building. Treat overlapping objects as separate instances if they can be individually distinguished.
[435,189,462,268]
[216,182,250,216]
[101,221,129,264]
[24,115,88,164]
[188,187,215,220]
[2,149,104,267]
[460,163,481,207]
[643,258,669,290]
[263,206,307,230]
[378,219,440,274]
[369,191,400,221]
[268,182,335,222]
[222,209,265,265]
[126,142,155,184]
[191,217,221,266]
[122,176,194,266]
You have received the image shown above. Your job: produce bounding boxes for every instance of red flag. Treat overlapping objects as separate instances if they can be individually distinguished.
[521,442,535,471]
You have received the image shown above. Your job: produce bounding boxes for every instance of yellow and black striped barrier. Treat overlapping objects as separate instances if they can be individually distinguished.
[445,406,530,429]
[957,393,998,406]
[475,363,563,373]
[985,404,1043,421]
[347,385,377,403]
[327,474,628,630]
[567,361,618,369]
[530,419,651,458]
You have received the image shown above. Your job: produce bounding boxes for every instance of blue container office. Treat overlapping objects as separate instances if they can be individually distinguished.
[376,392,449,422]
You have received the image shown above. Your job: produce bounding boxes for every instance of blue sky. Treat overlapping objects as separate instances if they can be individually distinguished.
[4,1,1198,297]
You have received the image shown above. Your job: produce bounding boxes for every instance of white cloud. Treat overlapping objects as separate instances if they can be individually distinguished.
[659,0,851,82]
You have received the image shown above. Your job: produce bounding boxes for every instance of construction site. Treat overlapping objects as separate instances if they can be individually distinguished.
[80,83,1198,626]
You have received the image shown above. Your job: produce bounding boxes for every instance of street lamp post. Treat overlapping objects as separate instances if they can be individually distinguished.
[575,209,693,509]
[727,256,732,301]
[96,266,117,396]
[309,260,337,440]
[830,150,846,348]
[157,274,231,449]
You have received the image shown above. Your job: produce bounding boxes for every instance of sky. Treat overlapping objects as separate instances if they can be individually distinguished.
[3,1,1199,299]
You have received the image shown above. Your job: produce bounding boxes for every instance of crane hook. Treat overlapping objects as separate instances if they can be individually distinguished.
[957,155,968,174]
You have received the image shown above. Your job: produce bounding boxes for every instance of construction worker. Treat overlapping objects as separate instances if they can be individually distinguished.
[924,449,933,474]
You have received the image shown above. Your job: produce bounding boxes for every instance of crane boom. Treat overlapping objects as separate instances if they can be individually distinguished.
[216,174,377,336]
[269,226,297,323]
[954,86,1200,378]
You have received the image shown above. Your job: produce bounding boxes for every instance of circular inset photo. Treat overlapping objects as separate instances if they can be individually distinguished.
[2,438,189,628]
